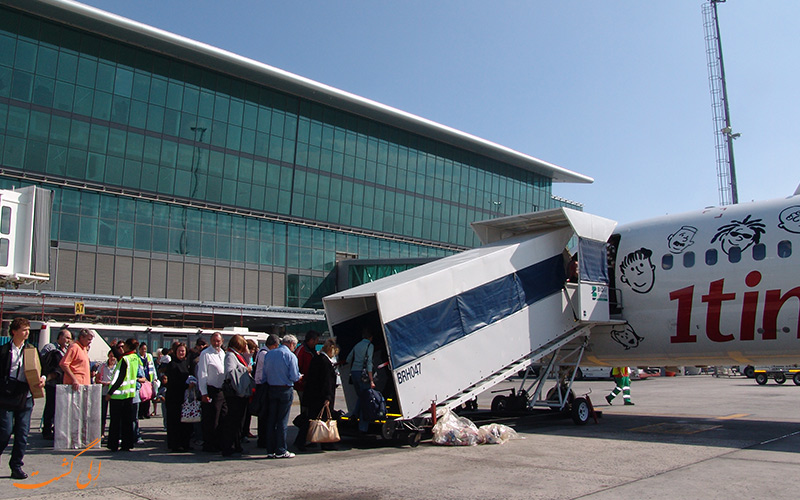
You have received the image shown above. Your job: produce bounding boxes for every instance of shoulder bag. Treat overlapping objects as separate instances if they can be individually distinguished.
[0,350,29,411]
[307,404,340,443]
[180,388,201,423]
[359,341,371,384]
[139,380,154,402]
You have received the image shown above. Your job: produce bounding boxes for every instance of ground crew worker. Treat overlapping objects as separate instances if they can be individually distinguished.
[106,339,143,451]
[606,367,634,405]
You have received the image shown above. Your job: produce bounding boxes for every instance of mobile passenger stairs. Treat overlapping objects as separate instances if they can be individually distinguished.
[323,208,621,446]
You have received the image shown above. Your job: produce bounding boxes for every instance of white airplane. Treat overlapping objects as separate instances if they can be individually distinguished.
[584,187,800,368]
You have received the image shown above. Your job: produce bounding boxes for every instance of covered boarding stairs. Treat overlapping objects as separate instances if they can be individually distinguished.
[323,207,619,429]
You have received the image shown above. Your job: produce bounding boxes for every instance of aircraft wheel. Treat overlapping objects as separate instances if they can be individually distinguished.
[491,395,508,412]
[774,373,787,385]
[755,373,768,385]
[571,397,590,425]
[793,373,800,386]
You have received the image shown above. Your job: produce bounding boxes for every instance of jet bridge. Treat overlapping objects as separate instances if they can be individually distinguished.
[323,208,618,437]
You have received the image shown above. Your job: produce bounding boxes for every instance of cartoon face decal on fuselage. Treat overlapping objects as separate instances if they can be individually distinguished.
[711,215,766,255]
[778,206,800,234]
[619,247,656,294]
[667,225,697,254]
[610,324,643,350]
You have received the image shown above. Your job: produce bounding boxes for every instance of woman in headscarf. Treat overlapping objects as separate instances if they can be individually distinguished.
[164,342,195,452]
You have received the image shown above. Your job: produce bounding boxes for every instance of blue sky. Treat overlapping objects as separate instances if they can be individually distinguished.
[78,1,800,225]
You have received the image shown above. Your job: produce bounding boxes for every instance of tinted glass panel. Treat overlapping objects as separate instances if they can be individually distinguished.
[752,243,766,261]
[778,240,792,258]
[705,249,718,266]
[0,206,11,234]
[728,246,741,263]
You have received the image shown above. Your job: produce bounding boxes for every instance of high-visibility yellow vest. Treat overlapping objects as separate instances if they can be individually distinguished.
[141,352,155,382]
[109,353,140,400]
[612,367,630,378]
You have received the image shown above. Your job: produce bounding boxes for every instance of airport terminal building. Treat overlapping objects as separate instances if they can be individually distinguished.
[0,0,590,332]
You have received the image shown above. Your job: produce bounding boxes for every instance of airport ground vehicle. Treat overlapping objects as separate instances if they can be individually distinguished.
[753,366,800,385]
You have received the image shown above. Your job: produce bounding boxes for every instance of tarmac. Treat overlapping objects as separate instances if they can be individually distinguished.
[2,374,799,500]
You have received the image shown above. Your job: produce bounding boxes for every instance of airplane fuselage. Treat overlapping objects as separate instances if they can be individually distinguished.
[585,195,800,367]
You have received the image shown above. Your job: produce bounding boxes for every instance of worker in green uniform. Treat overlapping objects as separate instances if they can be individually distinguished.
[606,367,634,405]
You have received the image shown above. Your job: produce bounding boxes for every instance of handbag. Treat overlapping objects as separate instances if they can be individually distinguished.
[180,388,201,423]
[139,380,154,402]
[307,405,340,443]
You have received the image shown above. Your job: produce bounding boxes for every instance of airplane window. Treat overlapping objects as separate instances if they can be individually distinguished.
[752,243,766,261]
[683,251,695,268]
[705,249,718,266]
[661,254,673,270]
[728,246,741,263]
[778,240,792,258]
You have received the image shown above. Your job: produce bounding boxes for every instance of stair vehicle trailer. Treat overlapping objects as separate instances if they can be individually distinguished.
[323,208,619,444]
[753,366,800,385]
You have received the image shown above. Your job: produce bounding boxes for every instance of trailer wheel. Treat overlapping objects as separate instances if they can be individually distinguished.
[571,397,590,425]
[755,373,768,385]
[491,395,508,412]
[794,373,800,386]
[406,432,421,448]
[381,421,395,440]
[774,373,787,384]
[743,366,755,378]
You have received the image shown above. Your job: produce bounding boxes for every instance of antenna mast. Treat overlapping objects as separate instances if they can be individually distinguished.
[702,0,739,205]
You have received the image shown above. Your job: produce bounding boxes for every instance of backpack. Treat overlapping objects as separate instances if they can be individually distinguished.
[362,388,386,422]
[41,348,63,380]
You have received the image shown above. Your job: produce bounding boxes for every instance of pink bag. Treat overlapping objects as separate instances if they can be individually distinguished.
[139,381,153,402]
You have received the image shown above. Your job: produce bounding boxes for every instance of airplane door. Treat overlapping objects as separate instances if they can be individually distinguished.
[577,237,610,321]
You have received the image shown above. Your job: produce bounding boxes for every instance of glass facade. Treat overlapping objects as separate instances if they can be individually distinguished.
[0,5,575,309]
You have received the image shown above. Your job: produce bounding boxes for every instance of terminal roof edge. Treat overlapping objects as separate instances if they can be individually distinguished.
[8,0,593,184]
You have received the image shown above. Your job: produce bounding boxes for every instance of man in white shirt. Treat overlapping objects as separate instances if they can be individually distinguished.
[197,332,226,452]
[0,318,46,480]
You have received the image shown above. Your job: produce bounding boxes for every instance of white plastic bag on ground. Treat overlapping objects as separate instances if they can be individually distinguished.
[431,409,480,446]
[477,423,519,444]
[54,384,102,450]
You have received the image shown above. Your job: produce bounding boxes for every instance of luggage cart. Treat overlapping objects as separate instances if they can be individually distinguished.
[753,366,800,385]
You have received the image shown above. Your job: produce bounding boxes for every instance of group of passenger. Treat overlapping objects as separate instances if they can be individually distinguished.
[163,329,342,459]
[0,318,352,480]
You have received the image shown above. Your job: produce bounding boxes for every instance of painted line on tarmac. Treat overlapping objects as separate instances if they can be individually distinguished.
[759,429,800,446]
[609,411,752,420]
[716,413,750,420]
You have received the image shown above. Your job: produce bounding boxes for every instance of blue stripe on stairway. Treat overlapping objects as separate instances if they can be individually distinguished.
[384,254,566,368]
